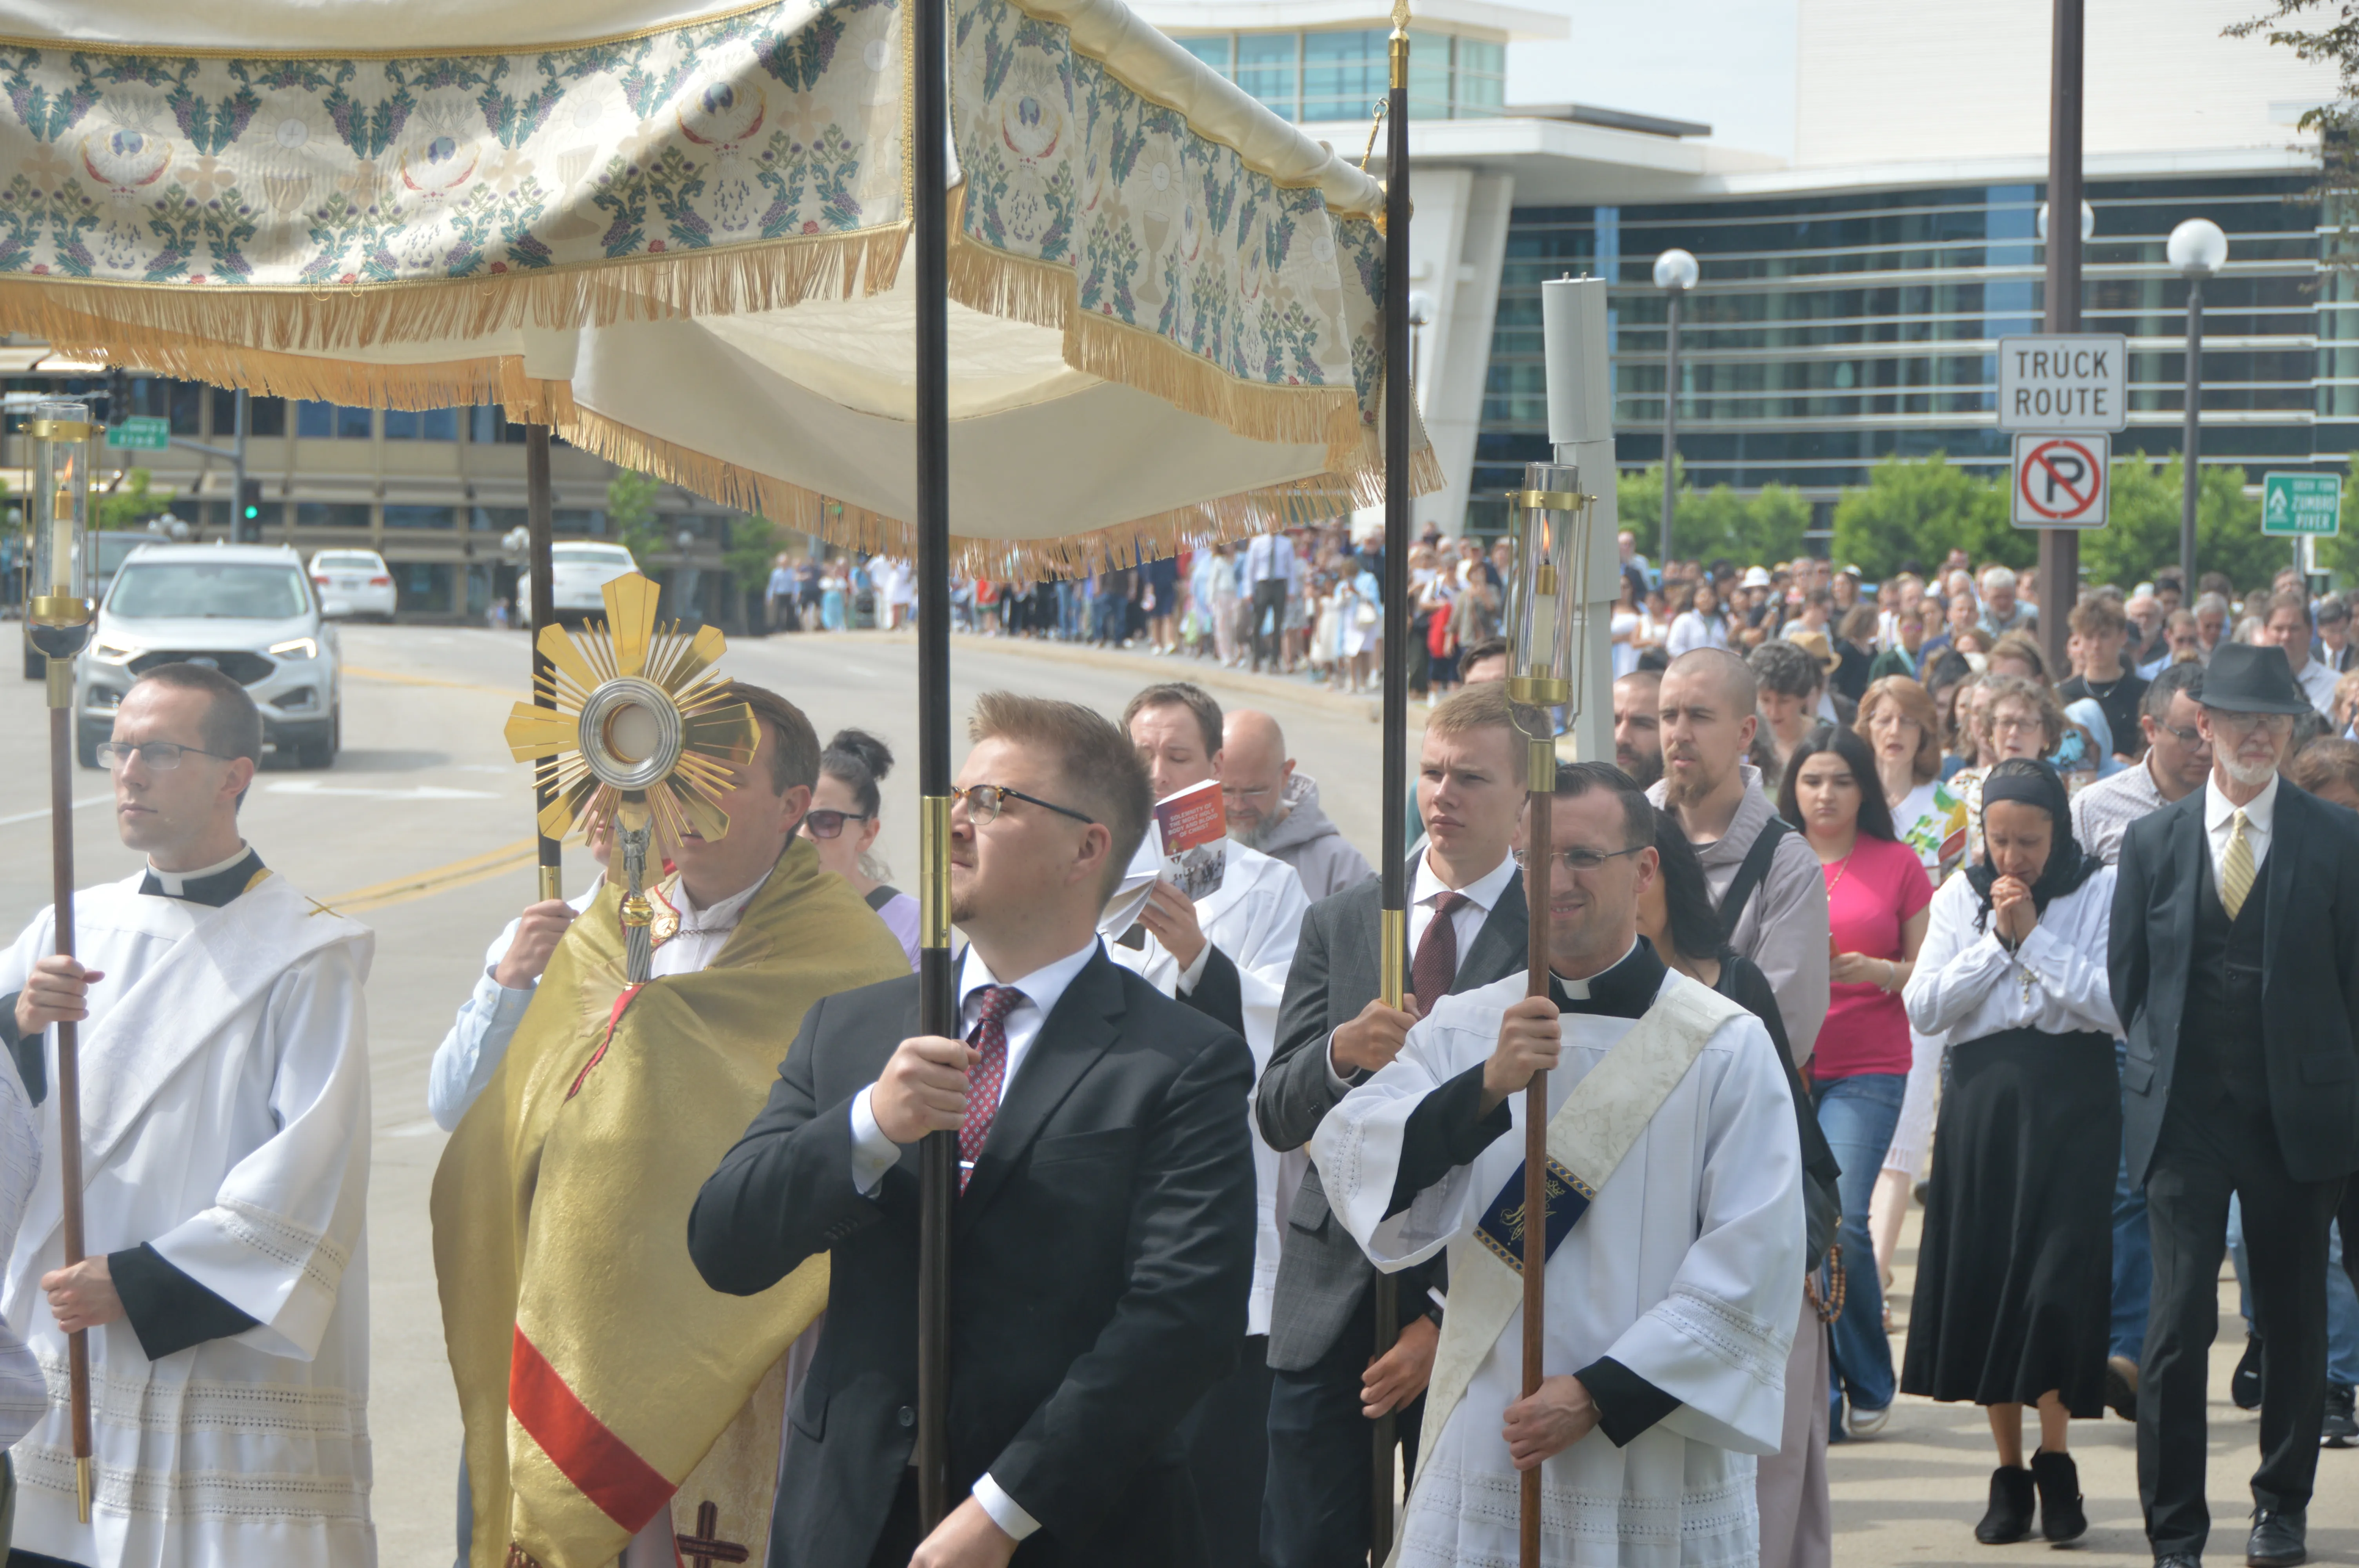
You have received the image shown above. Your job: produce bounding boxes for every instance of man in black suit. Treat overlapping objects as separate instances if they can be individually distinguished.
[1253,683,1532,1568]
[689,692,1256,1568]
[2110,644,2359,1568]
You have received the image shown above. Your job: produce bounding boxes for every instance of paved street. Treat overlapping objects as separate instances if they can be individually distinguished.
[0,626,2348,1566]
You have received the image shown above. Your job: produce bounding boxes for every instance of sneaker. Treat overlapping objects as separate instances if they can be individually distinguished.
[1847,1401,1891,1438]
[2233,1334,2265,1412]
[2324,1383,2357,1448]
[2107,1354,2141,1421]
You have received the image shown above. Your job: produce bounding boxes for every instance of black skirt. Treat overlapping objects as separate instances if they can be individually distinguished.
[1900,1025,2118,1415]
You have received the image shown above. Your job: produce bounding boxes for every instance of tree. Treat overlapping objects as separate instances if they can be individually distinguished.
[1616,457,1809,567]
[2079,456,2277,594]
[2226,4,2357,272]
[1830,453,2026,581]
[2310,456,2359,581]
[95,468,172,532]
[722,514,787,589]
[606,470,665,566]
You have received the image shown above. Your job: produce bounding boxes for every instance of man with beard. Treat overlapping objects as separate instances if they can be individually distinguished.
[1612,669,1663,788]
[1221,709,1374,901]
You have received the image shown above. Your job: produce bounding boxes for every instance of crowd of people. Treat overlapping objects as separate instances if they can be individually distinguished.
[0,527,2355,1568]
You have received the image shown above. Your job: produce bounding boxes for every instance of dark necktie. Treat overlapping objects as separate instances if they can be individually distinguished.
[1410,891,1468,1008]
[958,985,1025,1190]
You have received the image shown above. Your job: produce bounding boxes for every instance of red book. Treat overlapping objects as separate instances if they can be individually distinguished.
[1155,779,1228,902]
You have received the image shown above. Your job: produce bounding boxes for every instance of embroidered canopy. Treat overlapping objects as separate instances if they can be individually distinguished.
[0,0,1436,568]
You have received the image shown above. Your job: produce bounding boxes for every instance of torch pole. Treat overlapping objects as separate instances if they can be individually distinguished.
[526,426,562,904]
[913,0,958,1531]
[1371,10,1414,1552]
[47,668,92,1521]
[1520,746,1552,1568]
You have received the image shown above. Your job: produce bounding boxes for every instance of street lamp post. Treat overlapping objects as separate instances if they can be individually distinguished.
[2168,218,2228,590]
[1653,248,1697,574]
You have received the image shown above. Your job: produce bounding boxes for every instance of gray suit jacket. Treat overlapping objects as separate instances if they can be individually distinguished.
[1254,867,1529,1371]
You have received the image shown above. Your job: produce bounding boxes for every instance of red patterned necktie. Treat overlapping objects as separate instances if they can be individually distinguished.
[1410,891,1469,1009]
[958,984,1026,1191]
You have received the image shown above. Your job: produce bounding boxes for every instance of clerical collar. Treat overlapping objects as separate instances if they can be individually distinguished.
[1547,937,1667,1019]
[140,844,265,908]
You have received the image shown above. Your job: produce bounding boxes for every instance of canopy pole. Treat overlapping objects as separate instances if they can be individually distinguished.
[1519,757,1551,1568]
[527,426,562,904]
[47,682,91,1522]
[913,0,958,1534]
[1372,7,1413,1554]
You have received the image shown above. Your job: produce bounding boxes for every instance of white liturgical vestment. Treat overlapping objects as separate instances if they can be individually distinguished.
[1312,967,1803,1568]
[0,870,373,1568]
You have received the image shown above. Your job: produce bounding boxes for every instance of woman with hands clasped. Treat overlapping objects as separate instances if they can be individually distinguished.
[1900,758,2121,1550]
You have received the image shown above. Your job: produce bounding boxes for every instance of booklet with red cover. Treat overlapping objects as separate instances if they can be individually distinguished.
[1155,778,1228,902]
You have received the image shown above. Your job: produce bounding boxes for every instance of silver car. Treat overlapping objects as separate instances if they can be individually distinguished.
[76,543,342,769]
[307,548,398,621]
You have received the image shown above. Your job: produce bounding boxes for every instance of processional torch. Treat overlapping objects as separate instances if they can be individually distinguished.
[1503,274,1611,1568]
[25,401,97,1521]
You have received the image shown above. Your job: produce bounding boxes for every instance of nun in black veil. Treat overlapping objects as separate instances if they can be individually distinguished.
[1900,757,2124,1548]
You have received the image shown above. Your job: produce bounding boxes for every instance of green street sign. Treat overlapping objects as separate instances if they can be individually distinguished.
[104,415,169,452]
[2262,471,2341,537]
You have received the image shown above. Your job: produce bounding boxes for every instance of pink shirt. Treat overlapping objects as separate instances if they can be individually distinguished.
[1815,833,1934,1079]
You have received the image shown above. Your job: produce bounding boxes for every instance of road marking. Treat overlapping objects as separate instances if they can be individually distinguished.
[324,837,537,914]
[266,780,501,802]
[0,796,108,828]
[345,664,516,695]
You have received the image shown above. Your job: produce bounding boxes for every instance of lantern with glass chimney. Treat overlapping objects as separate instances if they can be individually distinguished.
[1505,465,1594,771]
[25,399,97,674]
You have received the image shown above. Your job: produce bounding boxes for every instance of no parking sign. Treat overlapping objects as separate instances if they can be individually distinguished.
[2011,433,2110,528]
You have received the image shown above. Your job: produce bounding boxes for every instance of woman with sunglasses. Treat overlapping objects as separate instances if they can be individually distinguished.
[807,730,918,969]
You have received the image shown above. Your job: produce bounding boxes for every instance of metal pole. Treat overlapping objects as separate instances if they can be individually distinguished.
[47,689,92,1521]
[2036,0,2083,677]
[1660,290,1679,572]
[526,427,562,904]
[231,388,249,545]
[2179,277,2203,590]
[1519,761,1552,1568]
[912,0,958,1532]
[1372,15,1413,1552]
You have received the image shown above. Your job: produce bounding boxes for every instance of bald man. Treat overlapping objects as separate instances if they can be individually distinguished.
[1222,710,1374,902]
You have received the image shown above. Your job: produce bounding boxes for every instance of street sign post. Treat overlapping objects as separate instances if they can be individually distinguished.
[2012,432,2110,528]
[2261,472,2340,537]
[104,416,168,452]
[1997,334,2128,432]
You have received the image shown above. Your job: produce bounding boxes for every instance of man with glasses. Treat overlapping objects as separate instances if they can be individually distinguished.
[1115,682,1310,1565]
[2112,644,2359,1568]
[690,692,1256,1568]
[1309,761,1803,1568]
[0,663,376,1566]
[1220,708,1372,901]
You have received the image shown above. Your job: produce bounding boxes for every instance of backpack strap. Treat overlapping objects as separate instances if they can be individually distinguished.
[1716,815,1795,932]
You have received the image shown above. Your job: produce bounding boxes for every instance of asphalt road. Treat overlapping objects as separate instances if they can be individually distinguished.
[0,623,2346,1566]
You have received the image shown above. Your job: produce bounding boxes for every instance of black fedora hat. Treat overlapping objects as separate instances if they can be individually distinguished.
[2198,643,2311,716]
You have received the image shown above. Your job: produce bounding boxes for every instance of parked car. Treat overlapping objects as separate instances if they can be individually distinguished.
[307,549,397,620]
[22,530,162,679]
[76,543,340,769]
[516,542,638,621]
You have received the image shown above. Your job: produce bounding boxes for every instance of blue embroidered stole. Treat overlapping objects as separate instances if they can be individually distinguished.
[1474,1155,1598,1274]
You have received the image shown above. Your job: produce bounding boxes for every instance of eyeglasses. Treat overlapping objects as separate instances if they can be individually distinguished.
[2208,710,2294,736]
[1990,714,2043,736]
[2155,722,2207,747]
[1514,844,1648,875]
[93,740,234,772]
[801,808,872,840]
[1220,784,1275,804]
[952,783,1096,827]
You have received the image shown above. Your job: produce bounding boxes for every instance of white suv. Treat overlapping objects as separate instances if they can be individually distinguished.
[77,543,341,769]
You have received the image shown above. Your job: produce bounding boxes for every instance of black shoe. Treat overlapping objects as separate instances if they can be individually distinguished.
[1975,1465,2036,1544]
[2233,1334,2265,1412]
[2108,1353,2141,1421]
[2031,1450,2087,1544]
[2246,1507,2306,1568]
[2323,1382,2356,1448]
[2154,1557,2203,1568]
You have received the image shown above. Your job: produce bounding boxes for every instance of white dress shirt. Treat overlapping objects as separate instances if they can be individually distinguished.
[428,882,604,1129]
[2204,770,2278,886]
[650,867,772,978]
[2293,653,2339,718]
[1904,868,2121,1044]
[1325,848,1517,1086]
[844,937,1103,1544]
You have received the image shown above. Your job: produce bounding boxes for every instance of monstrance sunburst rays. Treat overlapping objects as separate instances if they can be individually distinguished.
[501,572,758,979]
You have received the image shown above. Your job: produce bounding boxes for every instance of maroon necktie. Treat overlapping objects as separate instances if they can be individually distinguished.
[1410,891,1469,1009]
[958,985,1025,1190]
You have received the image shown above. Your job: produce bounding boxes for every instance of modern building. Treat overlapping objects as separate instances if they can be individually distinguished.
[1143,0,2344,539]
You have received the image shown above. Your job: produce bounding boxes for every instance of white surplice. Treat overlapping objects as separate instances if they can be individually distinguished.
[0,871,374,1568]
[1110,839,1310,1334]
[1313,971,1804,1568]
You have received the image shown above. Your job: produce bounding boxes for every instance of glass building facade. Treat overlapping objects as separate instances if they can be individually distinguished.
[1471,171,2343,534]
[1172,28,1505,122]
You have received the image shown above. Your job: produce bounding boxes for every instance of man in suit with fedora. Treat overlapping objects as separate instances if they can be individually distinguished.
[1254,684,1533,1568]
[690,692,1256,1568]
[2111,643,2359,1568]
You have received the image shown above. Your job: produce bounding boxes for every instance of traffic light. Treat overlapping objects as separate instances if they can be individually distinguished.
[104,367,129,427]
[240,478,263,537]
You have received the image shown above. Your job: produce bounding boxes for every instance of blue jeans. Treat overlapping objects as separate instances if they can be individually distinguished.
[2230,1204,2359,1386]
[2112,1038,2153,1363]
[1813,1069,1904,1416]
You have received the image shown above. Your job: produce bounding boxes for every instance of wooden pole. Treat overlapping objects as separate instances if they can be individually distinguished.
[1520,767,1552,1568]
[47,681,92,1521]
[526,426,562,904]
[912,0,957,1531]
[1371,13,1413,1553]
